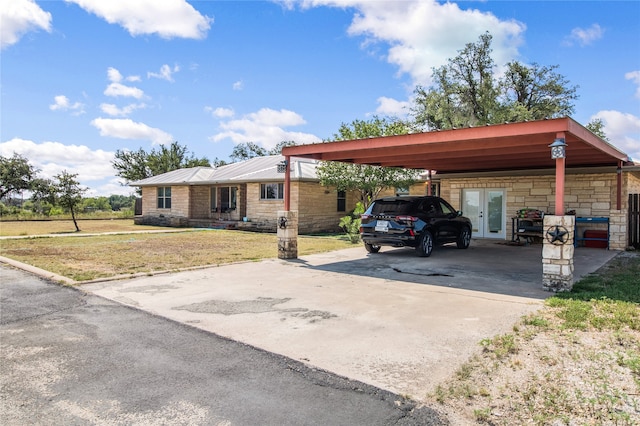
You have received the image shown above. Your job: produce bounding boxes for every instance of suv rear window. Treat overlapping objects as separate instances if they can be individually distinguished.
[370,200,416,215]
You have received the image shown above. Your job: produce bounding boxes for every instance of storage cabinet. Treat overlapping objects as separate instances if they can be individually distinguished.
[574,217,609,249]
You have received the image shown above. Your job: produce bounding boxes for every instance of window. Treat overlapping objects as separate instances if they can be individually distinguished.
[337,190,346,212]
[157,187,171,209]
[439,200,455,215]
[260,183,284,200]
[395,187,409,196]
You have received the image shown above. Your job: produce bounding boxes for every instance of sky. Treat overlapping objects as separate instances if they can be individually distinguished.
[1,0,639,197]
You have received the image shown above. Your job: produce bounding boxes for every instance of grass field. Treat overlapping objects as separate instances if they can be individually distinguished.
[0,224,355,281]
[0,219,173,237]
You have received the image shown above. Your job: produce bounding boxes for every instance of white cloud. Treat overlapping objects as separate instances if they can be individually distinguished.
[233,80,244,91]
[104,82,144,99]
[107,67,124,83]
[0,138,115,182]
[64,0,212,39]
[100,102,146,117]
[205,106,235,118]
[49,95,86,115]
[1,0,52,49]
[148,64,180,82]
[211,108,321,149]
[291,0,525,87]
[375,96,410,118]
[625,71,640,99]
[564,24,604,47]
[104,67,144,98]
[91,118,173,145]
[591,111,640,161]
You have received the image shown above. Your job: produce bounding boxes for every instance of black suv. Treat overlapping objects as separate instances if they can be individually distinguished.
[359,196,472,257]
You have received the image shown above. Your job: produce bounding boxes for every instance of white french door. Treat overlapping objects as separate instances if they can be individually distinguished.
[462,189,506,239]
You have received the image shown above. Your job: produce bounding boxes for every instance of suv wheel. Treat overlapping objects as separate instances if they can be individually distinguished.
[416,231,433,257]
[456,226,471,249]
[364,243,381,253]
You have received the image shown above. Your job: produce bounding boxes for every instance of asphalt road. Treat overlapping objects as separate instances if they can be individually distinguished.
[0,265,446,426]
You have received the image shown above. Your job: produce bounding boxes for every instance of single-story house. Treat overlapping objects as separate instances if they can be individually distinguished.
[131,155,371,234]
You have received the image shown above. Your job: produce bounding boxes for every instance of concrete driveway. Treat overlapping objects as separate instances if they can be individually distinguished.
[82,240,617,401]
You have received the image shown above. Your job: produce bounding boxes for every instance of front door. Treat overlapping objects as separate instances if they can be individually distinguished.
[462,189,506,239]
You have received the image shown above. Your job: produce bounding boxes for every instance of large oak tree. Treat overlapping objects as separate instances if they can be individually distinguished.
[412,33,578,130]
[113,142,210,189]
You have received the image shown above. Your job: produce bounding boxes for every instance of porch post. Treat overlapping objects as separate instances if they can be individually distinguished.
[284,155,291,211]
[543,133,574,291]
[617,161,622,210]
[554,133,566,216]
[278,155,298,259]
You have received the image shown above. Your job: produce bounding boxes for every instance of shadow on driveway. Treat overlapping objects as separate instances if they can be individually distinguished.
[289,239,618,300]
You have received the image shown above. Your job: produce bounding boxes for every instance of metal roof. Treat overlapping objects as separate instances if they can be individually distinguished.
[130,155,319,187]
[281,117,632,173]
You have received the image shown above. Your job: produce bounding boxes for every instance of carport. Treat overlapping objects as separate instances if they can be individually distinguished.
[281,117,632,291]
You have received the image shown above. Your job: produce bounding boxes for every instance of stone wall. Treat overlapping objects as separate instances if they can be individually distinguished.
[235,181,359,234]
[441,171,630,249]
[190,186,210,219]
[135,185,191,227]
[627,172,640,194]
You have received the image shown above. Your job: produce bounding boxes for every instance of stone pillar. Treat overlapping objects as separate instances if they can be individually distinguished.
[542,215,575,292]
[277,210,298,259]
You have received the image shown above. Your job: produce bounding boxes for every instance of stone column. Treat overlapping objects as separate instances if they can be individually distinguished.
[542,215,575,292]
[277,210,298,259]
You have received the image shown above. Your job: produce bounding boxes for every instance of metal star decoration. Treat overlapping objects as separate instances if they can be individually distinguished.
[546,225,569,245]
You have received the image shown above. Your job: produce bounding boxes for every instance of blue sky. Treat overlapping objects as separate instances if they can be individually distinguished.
[2,0,639,196]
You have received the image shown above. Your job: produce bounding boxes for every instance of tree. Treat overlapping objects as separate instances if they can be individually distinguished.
[229,142,268,162]
[586,118,609,141]
[108,194,136,211]
[0,153,38,200]
[268,140,298,155]
[498,62,578,122]
[228,141,299,163]
[113,142,210,187]
[54,171,87,232]
[412,32,578,130]
[413,33,498,129]
[316,117,419,208]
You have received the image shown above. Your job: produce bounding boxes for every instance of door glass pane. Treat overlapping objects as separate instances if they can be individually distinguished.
[462,191,480,233]
[487,191,503,233]
[210,187,217,211]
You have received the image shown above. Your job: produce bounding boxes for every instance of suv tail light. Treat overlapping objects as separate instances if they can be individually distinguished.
[395,215,418,223]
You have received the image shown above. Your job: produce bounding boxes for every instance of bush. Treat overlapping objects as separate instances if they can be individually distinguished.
[339,202,365,243]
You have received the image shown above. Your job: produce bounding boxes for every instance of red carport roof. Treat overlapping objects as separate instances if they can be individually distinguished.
[282,117,631,173]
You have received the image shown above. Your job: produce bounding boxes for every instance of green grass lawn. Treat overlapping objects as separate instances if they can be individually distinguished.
[0,229,356,281]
